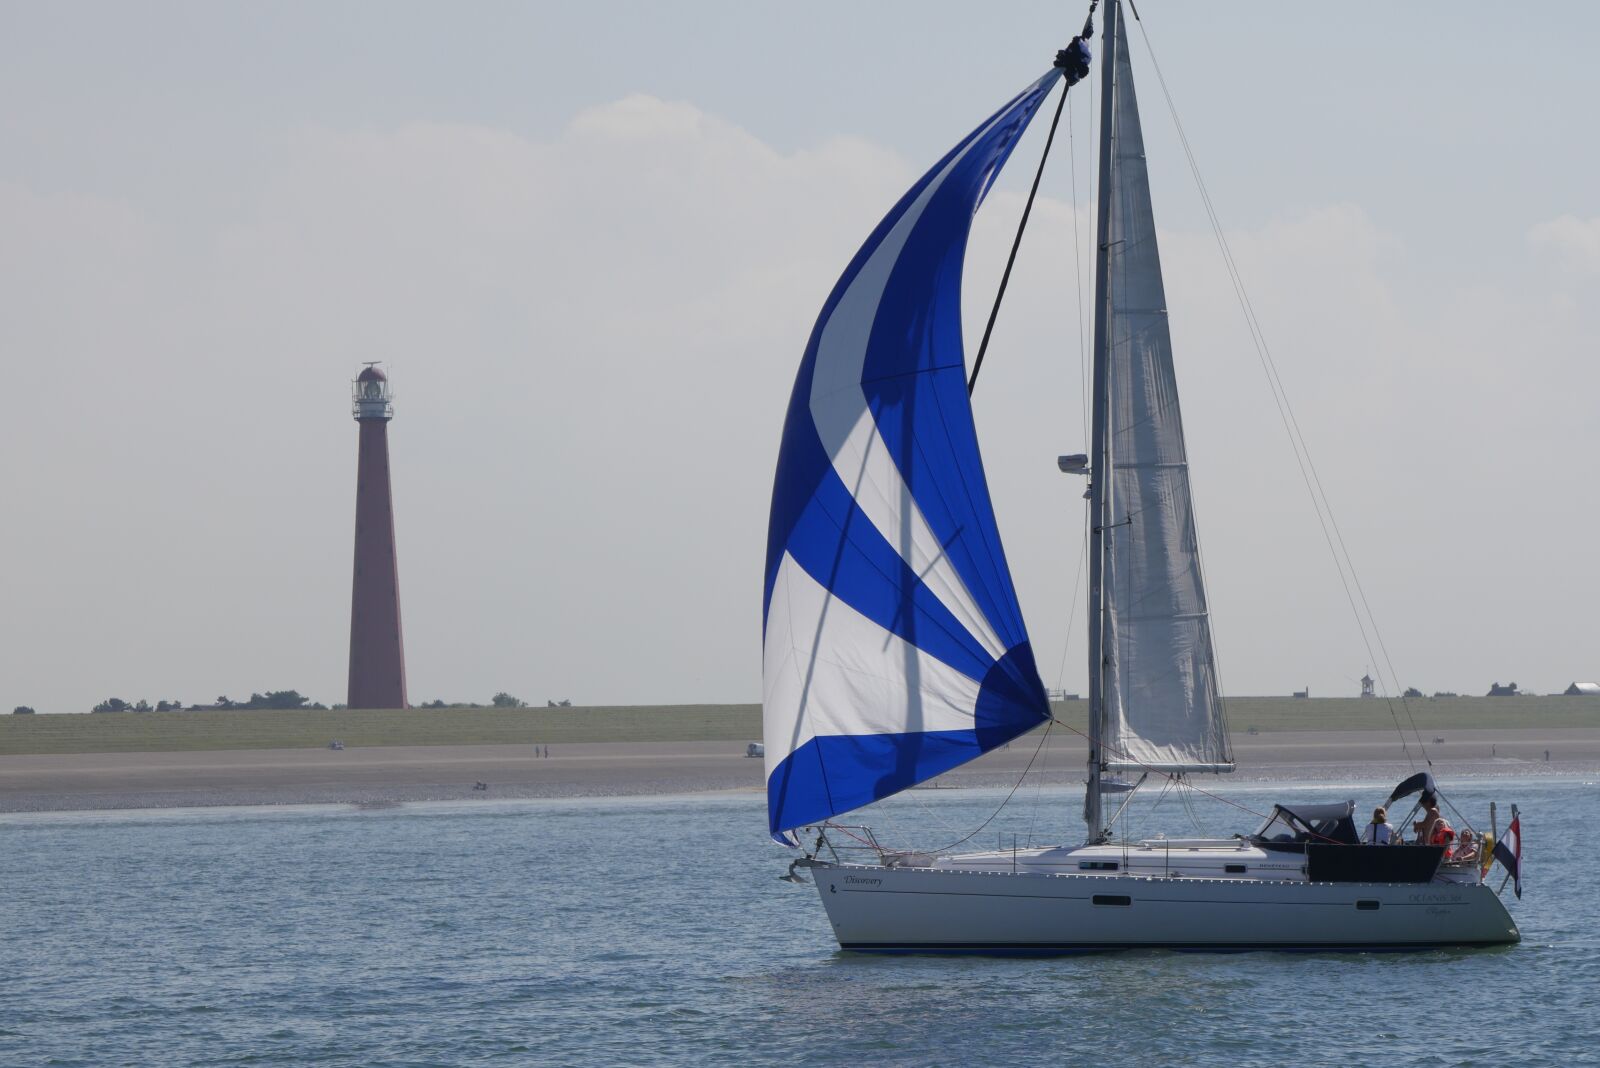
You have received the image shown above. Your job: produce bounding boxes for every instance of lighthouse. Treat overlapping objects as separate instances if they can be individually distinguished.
[347,363,408,709]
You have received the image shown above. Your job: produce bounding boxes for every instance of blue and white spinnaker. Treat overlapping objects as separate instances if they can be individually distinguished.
[763,70,1063,842]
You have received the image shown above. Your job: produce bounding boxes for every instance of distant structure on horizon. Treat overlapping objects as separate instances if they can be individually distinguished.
[1359,674,1375,699]
[1487,681,1520,697]
[1565,682,1600,696]
[347,363,408,710]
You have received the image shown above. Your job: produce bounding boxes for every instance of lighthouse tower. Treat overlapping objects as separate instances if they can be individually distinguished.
[347,363,408,709]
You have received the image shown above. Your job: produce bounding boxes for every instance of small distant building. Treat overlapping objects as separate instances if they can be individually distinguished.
[1487,681,1520,697]
[1564,682,1600,696]
[1292,688,1309,699]
[1359,674,1375,699]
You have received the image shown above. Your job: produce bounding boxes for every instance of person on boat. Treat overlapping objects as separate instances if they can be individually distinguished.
[1363,807,1393,845]
[1413,793,1443,846]
[1434,822,1456,859]
[1454,828,1479,863]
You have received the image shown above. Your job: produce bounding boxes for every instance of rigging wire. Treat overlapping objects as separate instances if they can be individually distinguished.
[1128,774,1175,842]
[1127,13,1430,768]
[1047,712,1276,827]
[1024,713,1054,846]
[1069,85,1091,439]
[1052,520,1089,693]
[968,76,1071,397]
[914,720,1056,855]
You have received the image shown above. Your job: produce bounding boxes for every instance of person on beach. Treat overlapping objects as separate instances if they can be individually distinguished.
[1363,807,1393,845]
[1413,793,1442,846]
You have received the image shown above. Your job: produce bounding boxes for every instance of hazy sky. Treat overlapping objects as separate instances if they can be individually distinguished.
[2,2,1597,713]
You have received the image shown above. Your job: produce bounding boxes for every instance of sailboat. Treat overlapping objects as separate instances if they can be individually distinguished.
[762,0,1521,951]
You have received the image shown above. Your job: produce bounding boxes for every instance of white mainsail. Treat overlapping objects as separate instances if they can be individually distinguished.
[1096,12,1232,774]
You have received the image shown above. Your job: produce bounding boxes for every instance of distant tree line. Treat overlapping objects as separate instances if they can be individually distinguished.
[6,691,573,714]
[415,694,571,709]
[90,690,327,713]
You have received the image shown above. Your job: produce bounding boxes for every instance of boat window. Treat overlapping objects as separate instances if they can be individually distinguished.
[1079,861,1119,871]
[1092,894,1132,907]
[1224,864,1248,874]
[1356,900,1381,911]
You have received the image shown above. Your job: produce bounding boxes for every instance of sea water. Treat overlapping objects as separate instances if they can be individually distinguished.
[1,778,1593,1067]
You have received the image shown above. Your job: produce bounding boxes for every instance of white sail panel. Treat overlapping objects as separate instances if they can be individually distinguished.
[1100,21,1232,773]
[764,552,986,759]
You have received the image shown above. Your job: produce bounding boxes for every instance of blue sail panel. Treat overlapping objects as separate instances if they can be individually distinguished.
[762,70,1062,841]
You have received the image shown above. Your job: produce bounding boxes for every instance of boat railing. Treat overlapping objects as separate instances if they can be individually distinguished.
[805,824,890,865]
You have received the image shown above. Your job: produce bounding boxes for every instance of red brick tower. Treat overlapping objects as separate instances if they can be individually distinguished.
[347,363,408,709]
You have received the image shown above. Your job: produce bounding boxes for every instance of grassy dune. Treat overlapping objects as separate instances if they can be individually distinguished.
[1219,694,1600,733]
[2,696,1598,756]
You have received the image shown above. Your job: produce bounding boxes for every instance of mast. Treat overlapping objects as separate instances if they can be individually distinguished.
[1084,0,1118,843]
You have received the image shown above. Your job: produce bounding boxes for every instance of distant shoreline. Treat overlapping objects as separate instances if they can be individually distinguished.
[4,695,1599,756]
[2,728,1595,815]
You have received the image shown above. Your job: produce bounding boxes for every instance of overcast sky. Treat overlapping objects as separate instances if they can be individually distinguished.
[2,2,1597,713]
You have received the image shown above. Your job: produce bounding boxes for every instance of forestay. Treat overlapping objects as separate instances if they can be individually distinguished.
[1098,22,1232,773]
[763,71,1061,842]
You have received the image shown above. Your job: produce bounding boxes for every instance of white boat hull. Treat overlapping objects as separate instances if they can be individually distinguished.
[807,861,1520,952]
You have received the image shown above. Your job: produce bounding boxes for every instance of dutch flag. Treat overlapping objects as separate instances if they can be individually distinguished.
[1492,814,1522,899]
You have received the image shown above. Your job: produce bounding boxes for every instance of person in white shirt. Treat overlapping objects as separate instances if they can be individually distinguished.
[1363,806,1394,845]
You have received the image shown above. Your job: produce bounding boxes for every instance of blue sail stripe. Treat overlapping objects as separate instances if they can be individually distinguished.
[869,365,1025,645]
[855,93,1045,648]
[763,72,1058,621]
[781,433,998,683]
[767,639,1048,836]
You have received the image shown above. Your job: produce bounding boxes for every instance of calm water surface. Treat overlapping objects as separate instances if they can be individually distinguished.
[2,778,1594,1066]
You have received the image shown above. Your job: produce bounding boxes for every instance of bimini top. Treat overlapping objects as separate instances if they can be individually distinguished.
[1385,771,1438,807]
[1253,801,1360,845]
[761,69,1066,843]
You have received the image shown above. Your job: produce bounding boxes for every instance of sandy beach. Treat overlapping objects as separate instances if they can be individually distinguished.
[2,728,1597,813]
